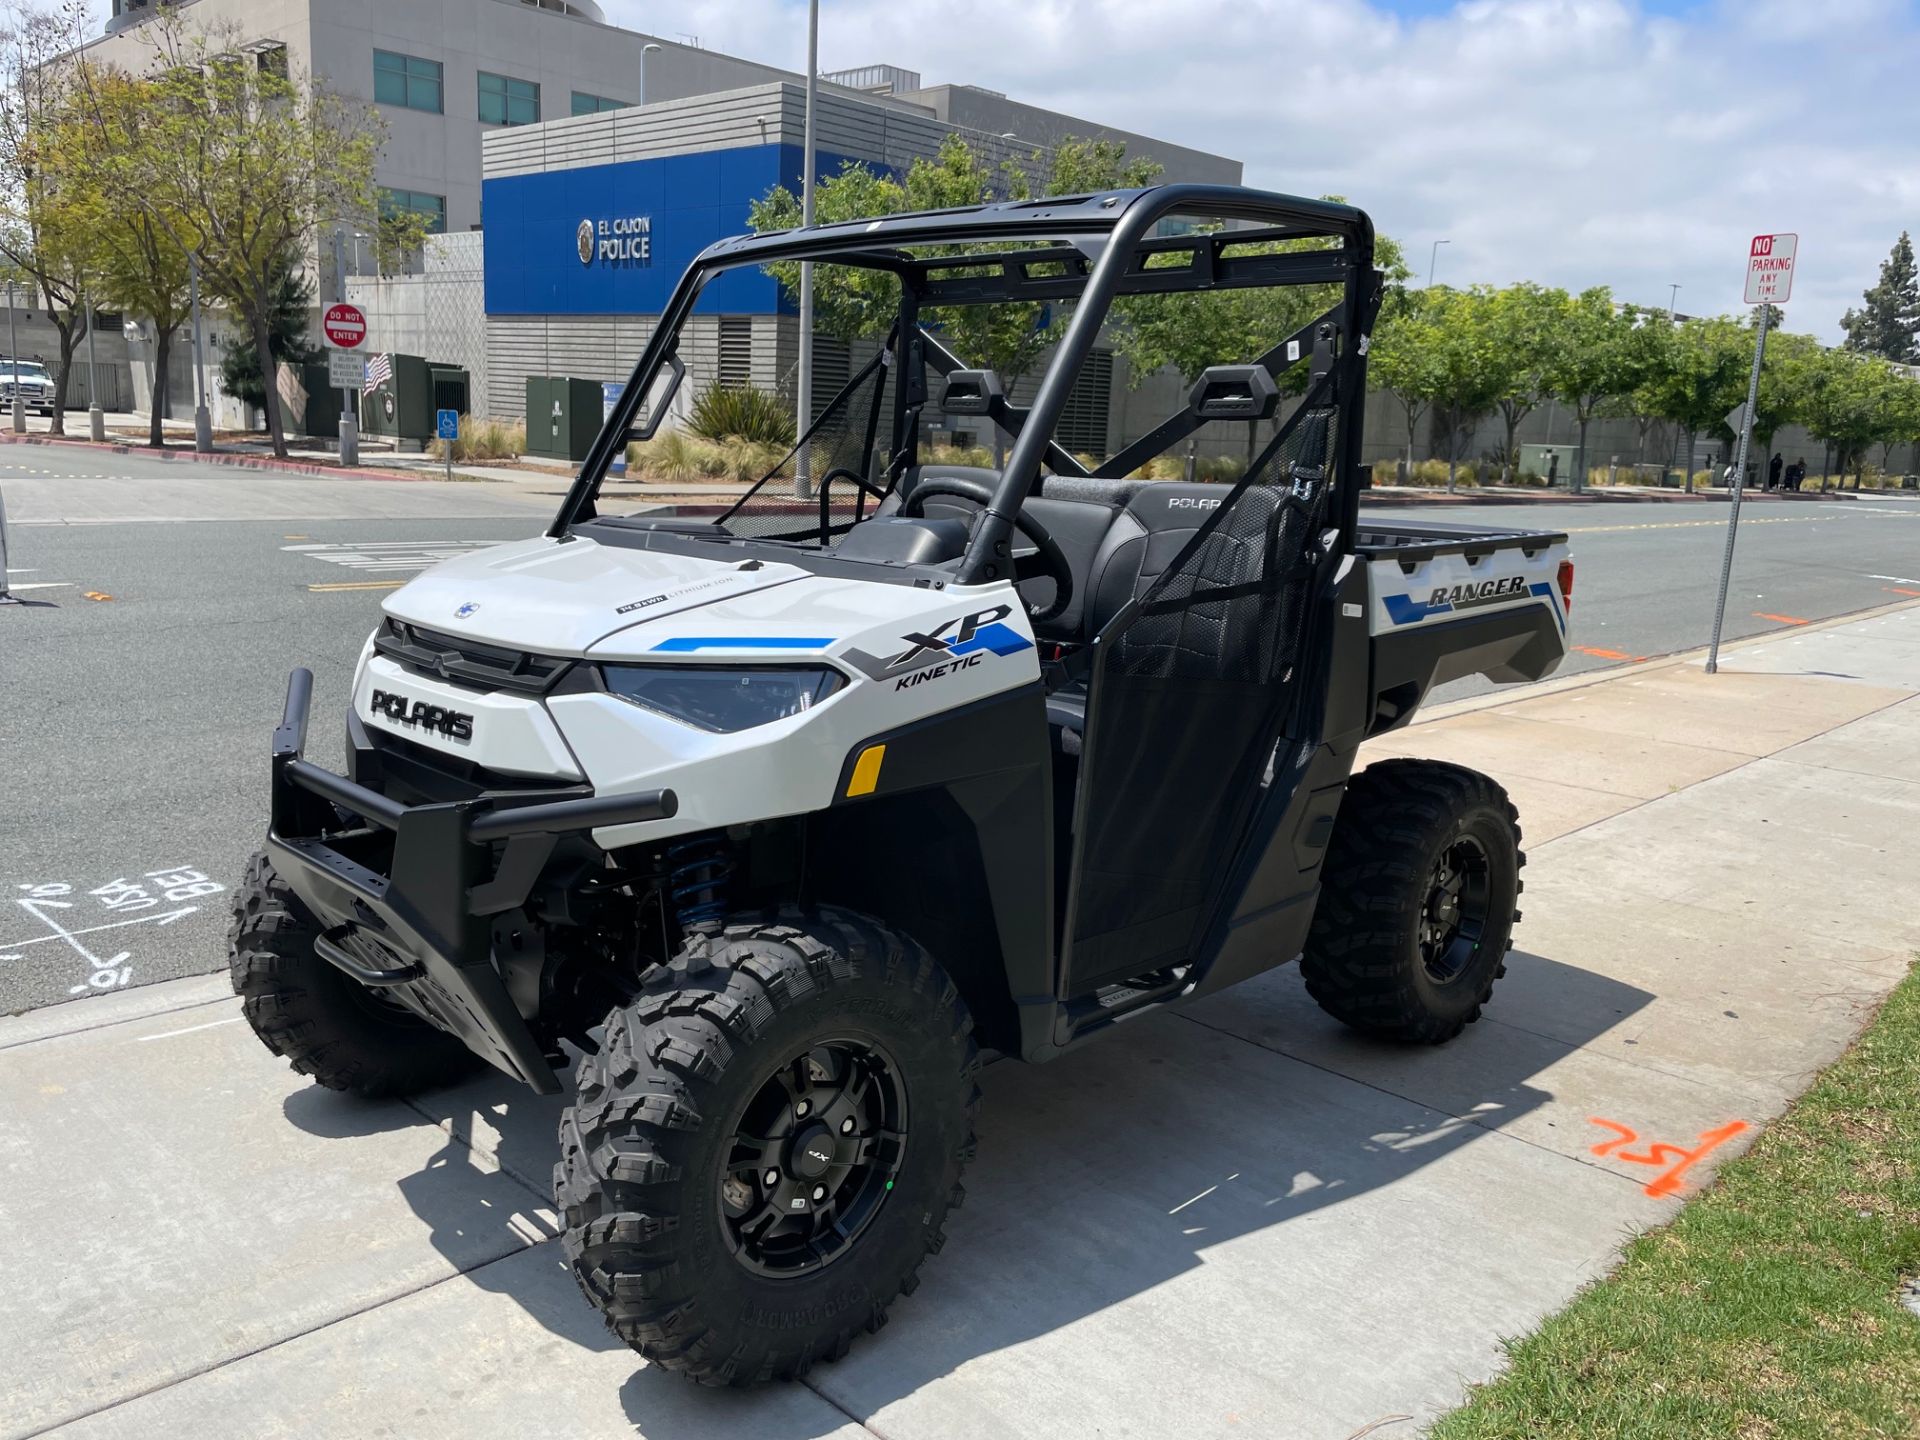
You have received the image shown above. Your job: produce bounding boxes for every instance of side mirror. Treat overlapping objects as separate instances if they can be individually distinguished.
[1189,365,1279,421]
[941,369,1004,416]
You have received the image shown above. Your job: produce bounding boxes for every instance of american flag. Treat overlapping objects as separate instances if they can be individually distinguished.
[363,353,392,394]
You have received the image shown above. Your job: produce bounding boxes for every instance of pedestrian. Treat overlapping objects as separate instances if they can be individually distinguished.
[1768,453,1783,491]
[1789,458,1806,491]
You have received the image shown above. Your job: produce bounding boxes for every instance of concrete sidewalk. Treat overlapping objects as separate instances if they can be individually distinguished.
[3,606,1917,1439]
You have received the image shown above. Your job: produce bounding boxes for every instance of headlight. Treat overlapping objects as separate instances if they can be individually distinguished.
[601,664,844,733]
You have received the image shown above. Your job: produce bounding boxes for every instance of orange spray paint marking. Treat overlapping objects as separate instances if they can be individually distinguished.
[1588,1117,1750,1199]
[1885,587,1920,598]
[1752,612,1809,625]
[1573,645,1645,662]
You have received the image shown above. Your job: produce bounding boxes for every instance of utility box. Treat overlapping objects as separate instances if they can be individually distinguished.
[362,353,437,443]
[431,365,470,421]
[289,362,359,438]
[525,375,604,463]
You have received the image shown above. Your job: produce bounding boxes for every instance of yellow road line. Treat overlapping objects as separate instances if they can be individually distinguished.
[308,580,405,592]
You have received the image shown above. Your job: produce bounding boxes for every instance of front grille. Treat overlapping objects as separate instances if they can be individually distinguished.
[360,727,590,806]
[375,619,574,696]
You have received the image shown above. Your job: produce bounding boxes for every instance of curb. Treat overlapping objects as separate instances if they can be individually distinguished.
[1360,485,1865,508]
[0,431,428,485]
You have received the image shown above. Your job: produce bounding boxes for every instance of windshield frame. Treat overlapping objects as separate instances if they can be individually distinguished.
[548,184,1376,583]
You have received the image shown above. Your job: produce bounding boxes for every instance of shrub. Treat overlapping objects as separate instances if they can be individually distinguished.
[626,429,786,484]
[429,415,524,463]
[688,384,796,448]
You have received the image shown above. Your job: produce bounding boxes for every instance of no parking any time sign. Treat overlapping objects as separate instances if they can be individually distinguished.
[1744,234,1797,305]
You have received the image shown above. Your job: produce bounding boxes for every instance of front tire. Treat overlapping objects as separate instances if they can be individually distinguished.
[555,907,980,1385]
[228,849,482,1097]
[1300,759,1523,1043]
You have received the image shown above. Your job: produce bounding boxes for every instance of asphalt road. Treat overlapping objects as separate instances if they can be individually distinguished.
[5,443,1918,1015]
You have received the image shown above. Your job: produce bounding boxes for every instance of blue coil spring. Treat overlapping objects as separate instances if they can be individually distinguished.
[666,837,734,932]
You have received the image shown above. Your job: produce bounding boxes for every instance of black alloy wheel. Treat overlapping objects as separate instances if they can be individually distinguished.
[1419,835,1493,984]
[719,1038,908,1277]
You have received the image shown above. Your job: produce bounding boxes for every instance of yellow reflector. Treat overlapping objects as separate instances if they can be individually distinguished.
[847,744,886,798]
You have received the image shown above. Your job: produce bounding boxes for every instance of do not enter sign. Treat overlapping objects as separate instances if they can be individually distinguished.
[323,302,367,349]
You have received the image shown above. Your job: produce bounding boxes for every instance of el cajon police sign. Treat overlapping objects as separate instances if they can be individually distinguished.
[577,215,653,267]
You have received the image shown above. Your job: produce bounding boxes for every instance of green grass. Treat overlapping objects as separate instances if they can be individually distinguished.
[1433,960,1920,1440]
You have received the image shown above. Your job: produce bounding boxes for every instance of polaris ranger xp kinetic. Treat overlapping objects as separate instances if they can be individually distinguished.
[232,185,1573,1383]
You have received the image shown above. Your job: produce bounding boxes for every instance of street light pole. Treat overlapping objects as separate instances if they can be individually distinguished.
[6,281,22,433]
[636,41,662,104]
[188,252,211,452]
[85,294,105,442]
[1427,238,1450,288]
[793,0,819,501]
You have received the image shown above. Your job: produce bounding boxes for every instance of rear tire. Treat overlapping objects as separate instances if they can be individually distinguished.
[1300,759,1523,1043]
[555,907,980,1385]
[228,849,482,1097]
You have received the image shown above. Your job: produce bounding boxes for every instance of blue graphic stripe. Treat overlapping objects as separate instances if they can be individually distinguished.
[650,636,834,652]
[1529,581,1567,635]
[1383,593,1449,626]
[947,622,1035,658]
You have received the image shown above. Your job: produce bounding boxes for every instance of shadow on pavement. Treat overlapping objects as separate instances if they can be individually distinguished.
[281,950,1650,1433]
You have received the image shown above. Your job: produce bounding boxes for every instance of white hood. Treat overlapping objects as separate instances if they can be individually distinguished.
[382,536,812,654]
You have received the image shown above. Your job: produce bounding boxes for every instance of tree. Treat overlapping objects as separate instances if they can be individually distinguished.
[50,65,194,447]
[1481,283,1565,480]
[135,19,385,456]
[1800,350,1907,489]
[1840,232,1920,365]
[1636,315,1749,490]
[750,133,1162,392]
[1544,288,1654,489]
[1368,288,1444,465]
[1420,286,1504,488]
[217,250,318,419]
[0,0,106,434]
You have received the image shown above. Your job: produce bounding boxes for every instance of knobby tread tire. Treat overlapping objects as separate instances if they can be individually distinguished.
[555,905,980,1386]
[227,849,481,1098]
[1300,758,1524,1044]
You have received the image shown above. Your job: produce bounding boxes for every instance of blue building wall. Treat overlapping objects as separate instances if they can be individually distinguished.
[482,144,864,317]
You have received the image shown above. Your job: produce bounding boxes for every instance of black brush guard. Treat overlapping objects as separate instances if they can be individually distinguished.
[266,668,678,1094]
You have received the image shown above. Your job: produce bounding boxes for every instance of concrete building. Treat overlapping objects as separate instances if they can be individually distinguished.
[85,0,1232,247]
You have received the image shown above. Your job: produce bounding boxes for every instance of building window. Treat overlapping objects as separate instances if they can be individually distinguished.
[571,91,627,116]
[374,50,443,114]
[380,188,448,235]
[479,71,540,126]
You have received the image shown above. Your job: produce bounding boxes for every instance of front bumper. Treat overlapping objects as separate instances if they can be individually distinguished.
[267,668,677,1093]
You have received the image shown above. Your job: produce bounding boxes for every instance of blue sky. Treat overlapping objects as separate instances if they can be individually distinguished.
[598,0,1920,342]
[78,0,1920,340]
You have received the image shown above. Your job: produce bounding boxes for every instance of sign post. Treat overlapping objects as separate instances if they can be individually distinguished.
[324,251,367,466]
[1706,233,1797,675]
[437,408,460,482]
[603,381,626,477]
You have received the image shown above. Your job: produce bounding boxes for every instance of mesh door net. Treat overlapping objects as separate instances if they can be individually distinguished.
[1066,373,1339,994]
[716,345,897,543]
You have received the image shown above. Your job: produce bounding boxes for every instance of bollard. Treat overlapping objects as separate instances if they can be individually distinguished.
[0,485,15,604]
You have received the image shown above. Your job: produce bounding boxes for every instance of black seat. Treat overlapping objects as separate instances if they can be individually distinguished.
[1046,483,1285,748]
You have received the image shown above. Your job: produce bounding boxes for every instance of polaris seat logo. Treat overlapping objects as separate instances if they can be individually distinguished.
[1430,576,1526,606]
[371,688,474,741]
[1166,496,1221,510]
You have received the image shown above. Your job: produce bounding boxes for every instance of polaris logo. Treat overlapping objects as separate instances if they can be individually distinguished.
[1429,576,1527,607]
[370,688,474,741]
[1166,496,1221,510]
[806,1147,831,1164]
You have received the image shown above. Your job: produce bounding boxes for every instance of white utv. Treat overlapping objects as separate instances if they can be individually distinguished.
[231,185,1573,1384]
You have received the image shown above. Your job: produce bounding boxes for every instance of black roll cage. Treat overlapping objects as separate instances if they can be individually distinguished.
[548,183,1379,577]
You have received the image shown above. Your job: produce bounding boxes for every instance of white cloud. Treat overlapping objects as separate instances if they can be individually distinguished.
[602,0,1920,340]
[73,0,1917,339]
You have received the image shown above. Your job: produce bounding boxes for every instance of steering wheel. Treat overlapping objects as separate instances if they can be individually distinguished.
[901,475,1074,625]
